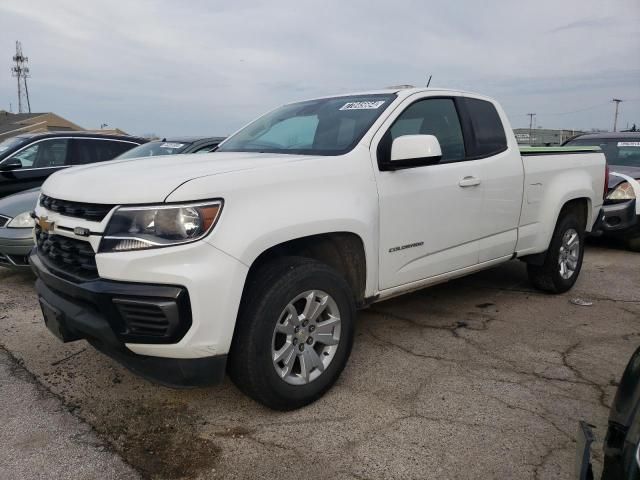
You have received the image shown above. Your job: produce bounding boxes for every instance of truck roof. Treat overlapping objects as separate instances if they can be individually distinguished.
[295,87,487,104]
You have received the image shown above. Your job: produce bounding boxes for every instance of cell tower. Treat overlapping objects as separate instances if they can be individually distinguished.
[11,41,31,113]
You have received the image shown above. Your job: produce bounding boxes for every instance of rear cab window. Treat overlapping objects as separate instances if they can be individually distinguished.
[462,98,508,158]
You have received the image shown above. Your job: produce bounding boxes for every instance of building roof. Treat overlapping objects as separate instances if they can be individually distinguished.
[0,111,49,135]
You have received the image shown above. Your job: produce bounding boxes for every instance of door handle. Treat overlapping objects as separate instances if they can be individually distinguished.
[458,176,481,187]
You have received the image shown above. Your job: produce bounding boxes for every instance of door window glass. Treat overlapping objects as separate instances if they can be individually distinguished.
[380,98,466,164]
[464,98,507,157]
[10,143,39,167]
[74,139,136,164]
[10,139,70,168]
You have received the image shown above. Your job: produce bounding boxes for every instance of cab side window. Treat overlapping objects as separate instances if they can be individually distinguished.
[463,98,507,157]
[73,139,136,165]
[378,98,465,165]
[10,139,70,168]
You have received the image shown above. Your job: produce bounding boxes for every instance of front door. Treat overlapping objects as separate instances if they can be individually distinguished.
[0,138,71,198]
[372,95,484,290]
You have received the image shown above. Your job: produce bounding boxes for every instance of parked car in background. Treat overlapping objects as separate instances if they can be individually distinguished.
[30,87,606,409]
[0,132,147,199]
[0,135,224,270]
[564,132,640,250]
[116,136,225,159]
[577,345,640,480]
[0,187,39,268]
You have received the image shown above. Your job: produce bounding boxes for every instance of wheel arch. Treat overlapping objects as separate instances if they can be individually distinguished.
[520,197,590,266]
[242,232,369,308]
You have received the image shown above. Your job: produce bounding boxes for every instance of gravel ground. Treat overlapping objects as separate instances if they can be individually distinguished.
[0,243,638,479]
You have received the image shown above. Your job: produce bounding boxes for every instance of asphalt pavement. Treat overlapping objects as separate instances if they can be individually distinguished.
[0,243,638,479]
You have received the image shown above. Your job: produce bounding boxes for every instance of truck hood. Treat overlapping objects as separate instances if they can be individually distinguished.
[41,152,308,204]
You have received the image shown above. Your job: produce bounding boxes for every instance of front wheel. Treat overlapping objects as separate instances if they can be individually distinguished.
[228,257,355,410]
[528,210,585,293]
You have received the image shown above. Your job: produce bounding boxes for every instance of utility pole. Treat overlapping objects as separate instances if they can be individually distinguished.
[11,41,31,113]
[527,113,536,146]
[612,99,622,132]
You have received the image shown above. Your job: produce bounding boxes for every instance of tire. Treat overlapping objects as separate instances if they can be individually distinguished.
[527,209,585,294]
[228,256,356,410]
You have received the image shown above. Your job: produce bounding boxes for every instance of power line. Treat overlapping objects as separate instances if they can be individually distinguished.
[511,101,614,118]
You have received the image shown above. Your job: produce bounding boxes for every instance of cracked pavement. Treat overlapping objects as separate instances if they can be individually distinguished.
[0,243,638,479]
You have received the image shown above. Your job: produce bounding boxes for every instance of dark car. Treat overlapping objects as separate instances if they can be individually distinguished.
[577,346,640,480]
[564,132,640,250]
[0,132,147,199]
[115,136,225,159]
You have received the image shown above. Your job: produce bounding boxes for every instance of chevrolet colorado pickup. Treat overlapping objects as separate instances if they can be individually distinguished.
[30,88,606,410]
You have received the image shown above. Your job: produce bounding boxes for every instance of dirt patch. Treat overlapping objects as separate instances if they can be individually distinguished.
[96,399,220,479]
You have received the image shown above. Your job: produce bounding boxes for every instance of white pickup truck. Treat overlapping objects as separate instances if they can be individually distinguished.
[31,88,606,409]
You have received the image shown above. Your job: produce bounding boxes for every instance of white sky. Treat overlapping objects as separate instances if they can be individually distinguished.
[1,0,638,136]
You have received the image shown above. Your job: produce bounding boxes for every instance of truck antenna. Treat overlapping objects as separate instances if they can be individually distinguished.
[426,75,432,87]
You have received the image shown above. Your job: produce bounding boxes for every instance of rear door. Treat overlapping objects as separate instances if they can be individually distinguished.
[458,96,523,262]
[0,138,71,198]
[372,94,484,289]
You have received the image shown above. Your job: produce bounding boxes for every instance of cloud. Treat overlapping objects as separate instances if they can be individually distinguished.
[0,0,638,134]
[550,17,617,33]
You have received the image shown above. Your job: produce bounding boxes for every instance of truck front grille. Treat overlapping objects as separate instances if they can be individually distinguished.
[40,194,114,222]
[35,226,98,280]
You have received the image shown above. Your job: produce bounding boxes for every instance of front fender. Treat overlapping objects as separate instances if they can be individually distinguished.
[166,152,380,297]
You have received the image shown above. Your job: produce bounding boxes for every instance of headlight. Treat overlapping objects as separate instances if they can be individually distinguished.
[6,211,35,228]
[100,200,222,252]
[606,182,636,201]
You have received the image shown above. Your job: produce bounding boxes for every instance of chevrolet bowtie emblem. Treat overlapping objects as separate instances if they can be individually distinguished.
[38,216,55,233]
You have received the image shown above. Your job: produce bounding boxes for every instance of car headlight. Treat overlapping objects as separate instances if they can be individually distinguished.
[6,211,35,228]
[100,200,223,252]
[606,182,636,201]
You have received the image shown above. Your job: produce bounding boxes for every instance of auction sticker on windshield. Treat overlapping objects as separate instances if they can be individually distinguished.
[160,143,185,149]
[618,142,640,147]
[340,101,386,110]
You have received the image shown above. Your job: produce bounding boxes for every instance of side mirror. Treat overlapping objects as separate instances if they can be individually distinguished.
[390,135,442,169]
[0,158,23,171]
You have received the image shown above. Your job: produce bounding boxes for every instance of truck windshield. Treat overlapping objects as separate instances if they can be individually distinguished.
[565,137,640,167]
[217,94,396,156]
[116,141,190,159]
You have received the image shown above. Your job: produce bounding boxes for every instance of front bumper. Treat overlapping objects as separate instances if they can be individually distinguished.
[31,252,227,387]
[595,199,639,237]
[0,227,34,268]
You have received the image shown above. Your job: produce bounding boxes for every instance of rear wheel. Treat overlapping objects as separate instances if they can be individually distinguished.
[228,257,355,410]
[528,210,585,293]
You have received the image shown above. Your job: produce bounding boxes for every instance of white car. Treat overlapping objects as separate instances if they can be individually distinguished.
[30,88,606,409]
